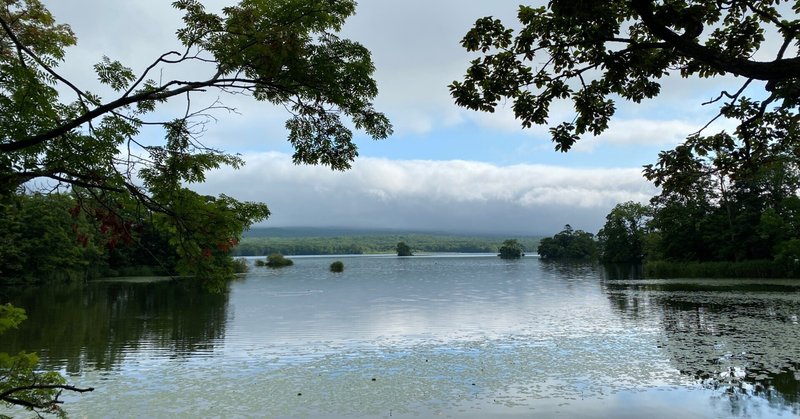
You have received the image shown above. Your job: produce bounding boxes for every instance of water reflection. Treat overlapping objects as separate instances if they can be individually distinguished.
[2,257,800,417]
[0,278,229,372]
[539,259,599,279]
[602,277,800,415]
[602,263,644,280]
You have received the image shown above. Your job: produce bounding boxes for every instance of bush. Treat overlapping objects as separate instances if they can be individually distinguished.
[254,259,266,267]
[330,261,344,272]
[396,241,413,256]
[498,239,524,259]
[231,258,249,273]
[265,253,294,268]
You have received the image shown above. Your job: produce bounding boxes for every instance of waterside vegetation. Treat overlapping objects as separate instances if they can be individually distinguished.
[234,230,540,256]
[455,1,800,278]
[265,253,294,268]
[498,239,525,259]
[536,225,596,261]
[396,241,413,257]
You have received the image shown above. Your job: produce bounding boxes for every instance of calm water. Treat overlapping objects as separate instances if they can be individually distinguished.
[2,254,799,418]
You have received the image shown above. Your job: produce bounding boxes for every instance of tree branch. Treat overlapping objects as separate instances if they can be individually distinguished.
[0,383,94,411]
[0,71,223,153]
[123,50,182,97]
[0,15,89,107]
[630,0,800,81]
[0,384,94,400]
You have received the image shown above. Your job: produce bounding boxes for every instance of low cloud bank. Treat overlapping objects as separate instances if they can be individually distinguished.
[193,153,658,235]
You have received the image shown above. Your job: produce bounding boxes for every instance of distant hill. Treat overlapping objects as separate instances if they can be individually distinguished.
[236,227,541,256]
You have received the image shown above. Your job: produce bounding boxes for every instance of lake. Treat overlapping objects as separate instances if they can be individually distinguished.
[1,254,799,418]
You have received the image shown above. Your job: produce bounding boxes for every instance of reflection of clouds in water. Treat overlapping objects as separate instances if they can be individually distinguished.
[6,257,800,417]
[65,335,690,418]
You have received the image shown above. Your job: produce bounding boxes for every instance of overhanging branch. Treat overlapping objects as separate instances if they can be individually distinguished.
[630,0,800,81]
[0,73,223,153]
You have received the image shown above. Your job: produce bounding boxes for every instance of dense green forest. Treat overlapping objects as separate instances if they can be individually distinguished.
[0,192,182,284]
[234,228,540,256]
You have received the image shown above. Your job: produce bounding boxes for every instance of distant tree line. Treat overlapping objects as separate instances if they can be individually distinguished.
[232,234,540,256]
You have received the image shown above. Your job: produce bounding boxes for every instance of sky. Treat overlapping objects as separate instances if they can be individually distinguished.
[40,0,762,235]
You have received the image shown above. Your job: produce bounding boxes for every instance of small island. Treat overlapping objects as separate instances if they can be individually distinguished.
[396,241,413,257]
[537,225,596,260]
[498,239,525,259]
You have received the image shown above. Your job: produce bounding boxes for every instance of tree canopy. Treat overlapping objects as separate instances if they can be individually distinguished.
[453,0,800,273]
[537,224,597,260]
[597,201,650,263]
[450,0,799,152]
[0,0,391,288]
[396,241,413,256]
[498,239,525,259]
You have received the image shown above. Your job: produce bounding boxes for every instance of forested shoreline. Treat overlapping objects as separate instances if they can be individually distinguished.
[231,230,540,256]
[0,192,180,284]
[0,193,541,285]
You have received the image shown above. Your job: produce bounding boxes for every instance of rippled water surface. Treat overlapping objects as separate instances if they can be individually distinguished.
[2,255,799,418]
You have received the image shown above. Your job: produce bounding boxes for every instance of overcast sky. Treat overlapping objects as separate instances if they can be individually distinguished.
[41,0,761,235]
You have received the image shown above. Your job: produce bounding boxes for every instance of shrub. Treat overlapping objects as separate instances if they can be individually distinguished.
[231,258,249,273]
[254,259,266,267]
[265,253,294,268]
[498,239,524,259]
[396,241,413,256]
[330,261,344,272]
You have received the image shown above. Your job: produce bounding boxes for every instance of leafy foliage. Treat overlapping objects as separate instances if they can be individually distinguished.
[0,192,190,284]
[451,1,800,151]
[231,258,248,274]
[396,241,413,256]
[537,225,597,260]
[597,201,651,263]
[0,0,390,289]
[498,239,525,259]
[456,1,800,274]
[644,131,800,263]
[265,252,293,268]
[329,261,344,272]
[0,193,102,283]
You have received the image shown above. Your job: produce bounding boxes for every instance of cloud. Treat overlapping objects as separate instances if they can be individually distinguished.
[191,153,657,235]
[570,119,697,152]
